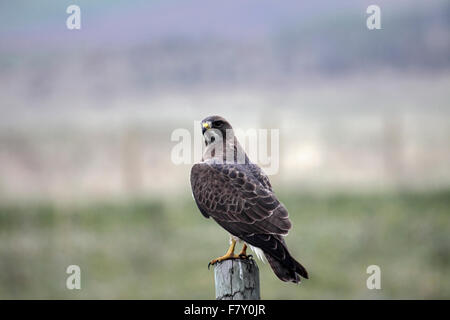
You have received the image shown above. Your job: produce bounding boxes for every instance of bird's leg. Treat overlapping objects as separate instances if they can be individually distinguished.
[208,239,240,269]
[238,244,252,259]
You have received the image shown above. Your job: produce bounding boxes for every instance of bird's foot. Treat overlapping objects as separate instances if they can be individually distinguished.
[208,253,240,269]
[237,244,252,260]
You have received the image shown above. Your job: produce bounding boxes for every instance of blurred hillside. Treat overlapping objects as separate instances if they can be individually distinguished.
[1,76,449,200]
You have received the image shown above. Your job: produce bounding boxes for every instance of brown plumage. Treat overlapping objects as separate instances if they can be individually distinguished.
[190,115,308,283]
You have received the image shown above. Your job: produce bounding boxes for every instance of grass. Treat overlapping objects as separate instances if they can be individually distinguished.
[0,190,449,299]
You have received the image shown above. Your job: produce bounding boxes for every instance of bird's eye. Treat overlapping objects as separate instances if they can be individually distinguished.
[213,120,224,128]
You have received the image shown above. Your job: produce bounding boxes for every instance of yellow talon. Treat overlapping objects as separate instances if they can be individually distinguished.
[238,244,249,258]
[208,240,252,269]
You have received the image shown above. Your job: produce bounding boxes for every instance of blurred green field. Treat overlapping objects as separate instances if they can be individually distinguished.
[0,190,449,299]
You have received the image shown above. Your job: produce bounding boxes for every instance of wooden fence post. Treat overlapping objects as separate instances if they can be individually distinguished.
[213,259,260,300]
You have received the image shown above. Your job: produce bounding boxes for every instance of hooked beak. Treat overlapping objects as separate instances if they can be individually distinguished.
[202,121,211,134]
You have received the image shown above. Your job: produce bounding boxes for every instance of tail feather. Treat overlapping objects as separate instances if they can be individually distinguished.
[242,233,308,283]
[265,251,308,283]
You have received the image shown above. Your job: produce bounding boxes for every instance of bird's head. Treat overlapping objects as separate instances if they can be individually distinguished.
[201,115,233,145]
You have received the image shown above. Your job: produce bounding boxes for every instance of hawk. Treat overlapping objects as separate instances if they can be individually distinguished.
[190,115,308,283]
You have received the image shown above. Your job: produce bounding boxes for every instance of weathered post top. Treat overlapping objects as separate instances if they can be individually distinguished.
[213,259,260,300]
